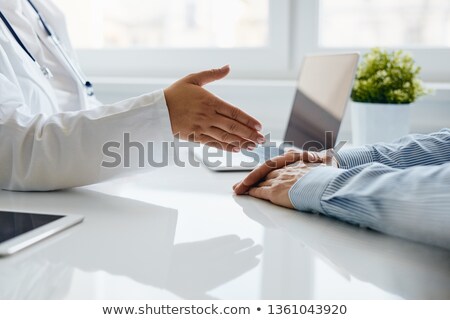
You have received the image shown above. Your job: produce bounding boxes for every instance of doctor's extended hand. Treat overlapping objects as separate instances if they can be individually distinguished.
[164,65,264,152]
[233,151,332,208]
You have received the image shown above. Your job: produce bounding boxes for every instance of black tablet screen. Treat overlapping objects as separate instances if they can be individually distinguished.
[0,211,63,243]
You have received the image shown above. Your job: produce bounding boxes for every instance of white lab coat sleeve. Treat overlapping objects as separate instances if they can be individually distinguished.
[0,72,174,191]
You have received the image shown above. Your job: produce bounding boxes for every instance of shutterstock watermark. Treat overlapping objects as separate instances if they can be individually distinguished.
[101,132,347,169]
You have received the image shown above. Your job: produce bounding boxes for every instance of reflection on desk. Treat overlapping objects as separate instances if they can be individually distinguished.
[0,162,449,299]
[235,197,450,300]
[0,189,262,299]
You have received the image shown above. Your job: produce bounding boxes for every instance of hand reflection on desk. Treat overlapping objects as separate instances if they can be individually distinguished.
[0,190,262,299]
[167,236,261,299]
[233,196,450,300]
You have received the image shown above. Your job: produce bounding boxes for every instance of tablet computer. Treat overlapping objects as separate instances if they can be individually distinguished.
[0,210,83,257]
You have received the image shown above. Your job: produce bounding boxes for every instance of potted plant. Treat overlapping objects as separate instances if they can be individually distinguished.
[351,48,429,146]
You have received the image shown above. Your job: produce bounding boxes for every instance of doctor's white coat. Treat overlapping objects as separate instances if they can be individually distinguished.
[0,0,173,191]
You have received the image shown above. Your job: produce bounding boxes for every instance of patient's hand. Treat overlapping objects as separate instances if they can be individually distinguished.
[233,150,331,194]
[233,150,334,208]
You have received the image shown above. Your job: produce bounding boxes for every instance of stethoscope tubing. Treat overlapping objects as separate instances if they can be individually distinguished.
[0,0,94,96]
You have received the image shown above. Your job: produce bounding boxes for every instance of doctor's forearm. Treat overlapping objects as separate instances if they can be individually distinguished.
[0,91,173,191]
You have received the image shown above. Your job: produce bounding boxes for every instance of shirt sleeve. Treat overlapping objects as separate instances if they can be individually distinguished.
[335,129,450,169]
[289,163,450,250]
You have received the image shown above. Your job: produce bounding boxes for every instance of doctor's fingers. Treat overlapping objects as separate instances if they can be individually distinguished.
[205,127,257,150]
[196,134,240,153]
[213,98,262,132]
[186,65,231,87]
[212,116,265,145]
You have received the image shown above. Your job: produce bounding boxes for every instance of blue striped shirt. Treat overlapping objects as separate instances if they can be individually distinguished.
[289,128,450,250]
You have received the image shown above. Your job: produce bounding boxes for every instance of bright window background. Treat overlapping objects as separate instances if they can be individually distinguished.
[52,0,269,48]
[320,0,450,47]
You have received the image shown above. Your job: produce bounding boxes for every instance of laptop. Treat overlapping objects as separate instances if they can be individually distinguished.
[194,53,360,171]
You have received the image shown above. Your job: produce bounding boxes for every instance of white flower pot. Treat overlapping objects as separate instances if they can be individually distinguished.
[351,101,411,146]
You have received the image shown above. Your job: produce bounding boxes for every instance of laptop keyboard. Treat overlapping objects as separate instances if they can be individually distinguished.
[193,144,285,169]
[220,146,285,168]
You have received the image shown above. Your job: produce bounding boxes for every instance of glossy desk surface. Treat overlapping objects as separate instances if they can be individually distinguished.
[0,153,449,300]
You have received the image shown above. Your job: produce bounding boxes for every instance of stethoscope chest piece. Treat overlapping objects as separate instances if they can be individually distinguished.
[39,65,53,79]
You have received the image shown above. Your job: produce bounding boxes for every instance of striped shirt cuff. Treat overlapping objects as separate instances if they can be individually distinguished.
[288,167,344,213]
[335,146,374,169]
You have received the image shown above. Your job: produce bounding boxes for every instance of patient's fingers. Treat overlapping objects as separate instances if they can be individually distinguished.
[257,180,274,187]
[248,187,271,201]
[234,152,301,195]
[266,169,283,180]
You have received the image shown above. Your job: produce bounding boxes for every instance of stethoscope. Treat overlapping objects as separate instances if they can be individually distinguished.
[0,0,94,96]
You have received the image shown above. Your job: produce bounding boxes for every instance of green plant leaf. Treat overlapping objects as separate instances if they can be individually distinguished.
[351,48,431,104]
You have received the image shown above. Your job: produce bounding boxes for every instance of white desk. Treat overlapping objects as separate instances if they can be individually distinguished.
[0,151,449,300]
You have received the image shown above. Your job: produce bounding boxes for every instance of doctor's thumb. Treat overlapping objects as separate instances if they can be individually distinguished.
[188,65,230,87]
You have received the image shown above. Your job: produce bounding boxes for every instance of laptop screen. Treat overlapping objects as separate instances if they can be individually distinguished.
[284,54,359,151]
